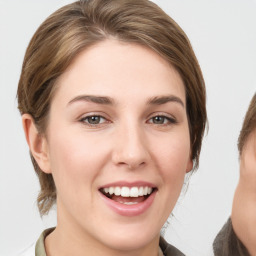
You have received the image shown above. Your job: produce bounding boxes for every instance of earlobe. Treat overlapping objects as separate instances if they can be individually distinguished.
[186,159,193,173]
[22,114,51,174]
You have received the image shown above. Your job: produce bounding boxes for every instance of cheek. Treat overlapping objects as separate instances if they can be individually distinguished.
[154,134,191,175]
[153,131,191,196]
[47,131,110,194]
[149,132,191,223]
[46,132,111,216]
[163,146,188,193]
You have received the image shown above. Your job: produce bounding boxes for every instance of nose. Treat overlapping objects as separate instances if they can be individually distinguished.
[112,123,150,170]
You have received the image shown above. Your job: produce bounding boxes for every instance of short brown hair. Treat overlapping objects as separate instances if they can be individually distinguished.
[17,0,207,215]
[238,93,256,154]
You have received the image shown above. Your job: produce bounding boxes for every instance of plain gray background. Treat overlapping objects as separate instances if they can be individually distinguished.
[0,0,256,255]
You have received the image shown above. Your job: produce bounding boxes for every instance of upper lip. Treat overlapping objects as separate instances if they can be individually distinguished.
[99,181,157,189]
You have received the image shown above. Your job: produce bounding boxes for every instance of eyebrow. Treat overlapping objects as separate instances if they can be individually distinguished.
[147,95,184,107]
[67,94,184,108]
[68,95,114,106]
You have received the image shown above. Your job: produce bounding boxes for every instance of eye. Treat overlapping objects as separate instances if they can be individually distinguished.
[80,115,107,126]
[148,115,176,125]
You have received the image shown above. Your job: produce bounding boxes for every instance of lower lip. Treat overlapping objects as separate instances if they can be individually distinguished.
[99,190,157,217]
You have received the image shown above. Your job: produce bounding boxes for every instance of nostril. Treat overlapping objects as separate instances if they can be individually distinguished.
[127,161,146,170]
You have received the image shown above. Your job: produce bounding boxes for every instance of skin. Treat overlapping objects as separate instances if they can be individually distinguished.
[232,129,256,255]
[23,40,193,256]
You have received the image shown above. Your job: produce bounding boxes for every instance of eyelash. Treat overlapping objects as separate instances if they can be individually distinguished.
[147,115,177,125]
[79,114,177,127]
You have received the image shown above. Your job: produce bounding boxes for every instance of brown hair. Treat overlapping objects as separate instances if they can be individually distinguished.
[17,0,207,215]
[238,93,256,154]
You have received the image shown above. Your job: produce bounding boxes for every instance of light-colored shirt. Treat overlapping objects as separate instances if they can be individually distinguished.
[35,228,54,256]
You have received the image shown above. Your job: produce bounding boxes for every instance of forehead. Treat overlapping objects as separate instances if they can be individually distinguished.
[53,39,186,105]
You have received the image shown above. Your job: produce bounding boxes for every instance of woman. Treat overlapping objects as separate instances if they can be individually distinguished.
[17,0,207,255]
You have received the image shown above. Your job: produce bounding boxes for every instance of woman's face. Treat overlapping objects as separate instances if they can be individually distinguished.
[43,40,192,251]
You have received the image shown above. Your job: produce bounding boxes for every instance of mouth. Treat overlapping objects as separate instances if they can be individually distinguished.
[99,186,157,205]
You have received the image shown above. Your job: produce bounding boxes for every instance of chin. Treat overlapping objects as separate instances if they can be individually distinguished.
[95,223,160,252]
[105,236,158,252]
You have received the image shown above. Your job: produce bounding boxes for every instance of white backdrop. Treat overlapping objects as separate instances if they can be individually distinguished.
[0,0,255,255]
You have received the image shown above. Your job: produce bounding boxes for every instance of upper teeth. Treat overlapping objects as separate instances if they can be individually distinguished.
[103,186,153,197]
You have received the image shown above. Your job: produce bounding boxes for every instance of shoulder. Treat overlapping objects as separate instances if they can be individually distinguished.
[213,218,250,256]
[160,236,185,256]
[17,243,35,256]
[16,227,55,256]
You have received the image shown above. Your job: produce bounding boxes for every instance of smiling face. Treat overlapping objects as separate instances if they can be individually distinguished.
[34,40,192,254]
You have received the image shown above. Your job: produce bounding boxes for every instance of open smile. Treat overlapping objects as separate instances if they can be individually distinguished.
[99,183,157,216]
[100,186,155,204]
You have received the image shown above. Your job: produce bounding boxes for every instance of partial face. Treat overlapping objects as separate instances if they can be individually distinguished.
[43,40,192,251]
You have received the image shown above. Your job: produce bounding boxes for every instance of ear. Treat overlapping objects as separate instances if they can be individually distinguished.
[22,114,51,174]
[186,158,193,173]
